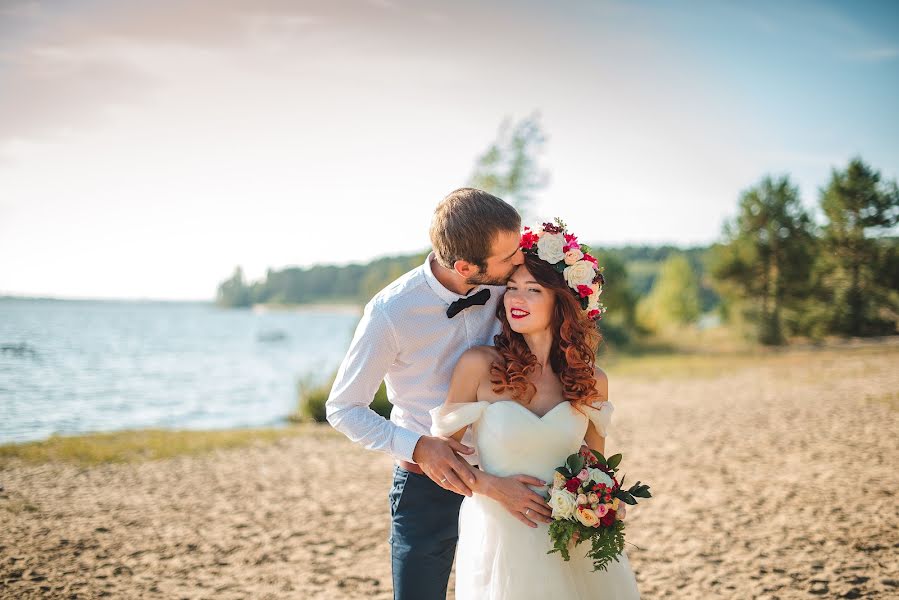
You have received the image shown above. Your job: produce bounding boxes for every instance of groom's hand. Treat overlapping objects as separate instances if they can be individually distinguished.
[485,474,553,528]
[412,436,476,497]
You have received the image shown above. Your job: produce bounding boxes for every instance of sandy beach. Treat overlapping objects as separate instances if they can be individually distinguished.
[2,344,898,599]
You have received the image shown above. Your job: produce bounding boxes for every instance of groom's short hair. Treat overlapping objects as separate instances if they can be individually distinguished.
[430,188,521,270]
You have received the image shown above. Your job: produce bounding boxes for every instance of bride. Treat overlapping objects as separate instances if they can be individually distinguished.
[430,221,641,599]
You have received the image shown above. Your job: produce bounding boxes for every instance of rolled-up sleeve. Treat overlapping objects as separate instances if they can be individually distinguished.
[325,300,422,462]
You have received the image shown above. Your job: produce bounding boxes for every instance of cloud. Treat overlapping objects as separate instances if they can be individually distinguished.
[845,47,899,62]
[0,0,336,147]
[0,0,482,149]
[0,44,157,146]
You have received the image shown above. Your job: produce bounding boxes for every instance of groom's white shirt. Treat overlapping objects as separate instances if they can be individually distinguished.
[326,252,503,464]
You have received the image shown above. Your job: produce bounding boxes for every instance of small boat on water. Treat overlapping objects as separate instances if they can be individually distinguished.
[256,330,288,342]
[1,342,39,358]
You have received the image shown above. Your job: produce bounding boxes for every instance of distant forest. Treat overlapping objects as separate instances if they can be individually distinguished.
[215,244,718,311]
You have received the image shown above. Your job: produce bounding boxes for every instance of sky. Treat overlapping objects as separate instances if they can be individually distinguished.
[1,0,897,300]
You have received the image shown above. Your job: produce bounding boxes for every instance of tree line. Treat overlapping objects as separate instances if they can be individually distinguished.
[216,253,427,308]
[217,112,897,347]
[709,157,897,343]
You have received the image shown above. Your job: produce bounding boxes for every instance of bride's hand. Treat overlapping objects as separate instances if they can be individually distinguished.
[412,435,477,496]
[484,473,552,528]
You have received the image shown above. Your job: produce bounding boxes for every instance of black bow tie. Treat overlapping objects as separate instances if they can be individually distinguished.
[446,288,491,318]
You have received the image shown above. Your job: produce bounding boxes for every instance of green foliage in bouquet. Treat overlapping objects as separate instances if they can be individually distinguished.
[547,450,652,572]
[548,518,628,571]
[588,520,628,572]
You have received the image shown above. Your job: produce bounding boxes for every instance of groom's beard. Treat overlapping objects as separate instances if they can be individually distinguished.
[465,264,516,287]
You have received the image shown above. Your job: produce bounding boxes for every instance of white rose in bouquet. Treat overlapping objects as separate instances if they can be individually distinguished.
[588,468,614,488]
[548,488,577,520]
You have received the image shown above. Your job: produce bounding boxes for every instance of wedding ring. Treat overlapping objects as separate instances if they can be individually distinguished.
[525,508,530,516]
[440,477,447,483]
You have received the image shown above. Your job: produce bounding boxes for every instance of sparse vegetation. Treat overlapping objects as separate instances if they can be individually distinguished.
[0,426,334,467]
[290,374,393,424]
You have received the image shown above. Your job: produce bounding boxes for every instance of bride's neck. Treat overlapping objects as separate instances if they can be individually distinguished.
[523,329,553,371]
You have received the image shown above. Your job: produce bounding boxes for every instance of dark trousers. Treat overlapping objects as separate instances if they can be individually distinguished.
[389,465,465,600]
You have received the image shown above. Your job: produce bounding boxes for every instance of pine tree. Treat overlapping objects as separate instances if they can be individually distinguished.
[817,157,899,336]
[709,175,816,345]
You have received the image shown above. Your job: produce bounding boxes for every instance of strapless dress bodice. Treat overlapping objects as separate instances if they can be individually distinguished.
[430,399,614,483]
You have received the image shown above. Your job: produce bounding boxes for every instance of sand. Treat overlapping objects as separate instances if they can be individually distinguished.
[2,346,898,599]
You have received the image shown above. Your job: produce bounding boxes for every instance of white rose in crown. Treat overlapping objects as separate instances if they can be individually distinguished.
[563,260,596,288]
[564,248,584,265]
[588,468,614,487]
[537,233,566,264]
[548,488,577,520]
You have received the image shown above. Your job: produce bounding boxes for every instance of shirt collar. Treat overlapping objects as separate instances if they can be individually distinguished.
[423,251,489,306]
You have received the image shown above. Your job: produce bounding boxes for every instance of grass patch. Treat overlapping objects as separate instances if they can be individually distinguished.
[602,352,757,379]
[601,338,899,380]
[0,425,337,468]
[863,391,899,411]
[0,489,41,514]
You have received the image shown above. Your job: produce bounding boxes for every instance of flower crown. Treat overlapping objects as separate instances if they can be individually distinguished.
[520,218,607,321]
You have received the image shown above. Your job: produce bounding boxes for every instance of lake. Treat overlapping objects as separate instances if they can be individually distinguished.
[0,298,360,444]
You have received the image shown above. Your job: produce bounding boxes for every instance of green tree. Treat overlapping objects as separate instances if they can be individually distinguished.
[636,253,701,332]
[591,253,638,347]
[817,157,899,336]
[359,253,428,302]
[709,175,816,345]
[215,266,252,308]
[469,112,549,220]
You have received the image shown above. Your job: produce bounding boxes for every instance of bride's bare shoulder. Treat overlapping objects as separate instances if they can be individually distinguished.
[593,366,609,401]
[456,345,502,372]
[449,347,499,397]
[460,345,500,362]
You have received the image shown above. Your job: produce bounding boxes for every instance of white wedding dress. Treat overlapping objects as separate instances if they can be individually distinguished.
[430,399,641,600]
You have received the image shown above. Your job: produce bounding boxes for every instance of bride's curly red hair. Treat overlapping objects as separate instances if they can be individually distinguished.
[490,253,603,407]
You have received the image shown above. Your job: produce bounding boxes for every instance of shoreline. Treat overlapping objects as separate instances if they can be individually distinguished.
[3,340,898,456]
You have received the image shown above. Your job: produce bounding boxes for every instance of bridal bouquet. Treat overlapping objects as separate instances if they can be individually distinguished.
[546,448,652,572]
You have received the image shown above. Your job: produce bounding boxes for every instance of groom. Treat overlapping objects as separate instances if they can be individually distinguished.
[326,188,552,599]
